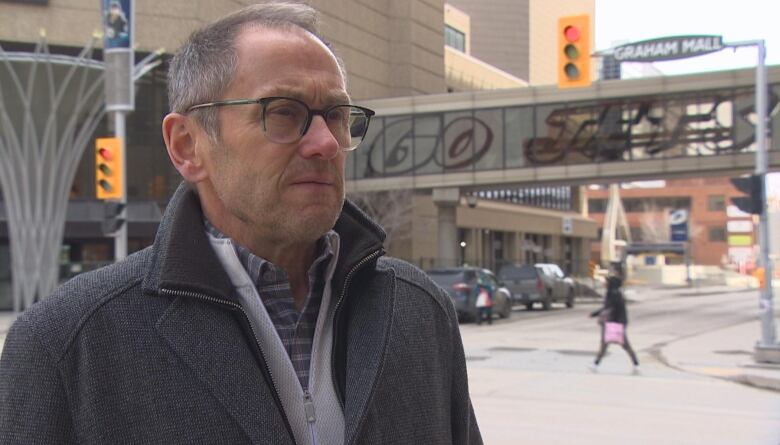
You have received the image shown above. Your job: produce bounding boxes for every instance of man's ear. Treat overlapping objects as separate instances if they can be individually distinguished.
[162,113,209,182]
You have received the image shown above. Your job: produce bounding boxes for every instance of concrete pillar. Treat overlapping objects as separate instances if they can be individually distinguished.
[432,187,460,267]
[573,185,588,216]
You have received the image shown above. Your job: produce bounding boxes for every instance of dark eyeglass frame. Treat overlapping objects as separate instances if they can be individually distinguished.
[185,96,375,151]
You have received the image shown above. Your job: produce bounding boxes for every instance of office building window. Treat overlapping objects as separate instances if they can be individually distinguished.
[445,25,465,52]
[0,0,48,4]
[708,194,726,212]
[588,199,607,213]
[623,197,690,212]
[709,226,726,242]
[476,186,574,211]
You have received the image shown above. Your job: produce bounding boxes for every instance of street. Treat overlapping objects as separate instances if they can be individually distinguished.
[463,286,780,445]
[0,286,778,444]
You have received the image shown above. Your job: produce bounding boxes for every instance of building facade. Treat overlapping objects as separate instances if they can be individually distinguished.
[586,177,761,268]
[0,0,598,307]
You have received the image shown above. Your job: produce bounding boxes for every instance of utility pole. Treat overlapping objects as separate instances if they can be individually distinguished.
[102,0,134,261]
[729,39,778,362]
[113,110,128,260]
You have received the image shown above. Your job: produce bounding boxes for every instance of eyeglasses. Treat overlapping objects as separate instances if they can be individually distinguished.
[186,96,375,151]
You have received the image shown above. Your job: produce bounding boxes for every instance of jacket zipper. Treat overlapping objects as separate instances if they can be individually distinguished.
[303,389,317,445]
[160,288,298,445]
[330,249,383,410]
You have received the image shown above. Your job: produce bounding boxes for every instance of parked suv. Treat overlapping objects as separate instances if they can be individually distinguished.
[498,263,575,310]
[426,267,512,322]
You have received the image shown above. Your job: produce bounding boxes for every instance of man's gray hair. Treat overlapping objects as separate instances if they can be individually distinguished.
[167,2,344,138]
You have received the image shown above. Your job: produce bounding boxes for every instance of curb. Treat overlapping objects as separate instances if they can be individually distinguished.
[651,344,780,394]
[730,373,780,392]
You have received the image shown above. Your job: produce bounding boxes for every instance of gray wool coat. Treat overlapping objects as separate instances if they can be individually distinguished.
[0,184,482,445]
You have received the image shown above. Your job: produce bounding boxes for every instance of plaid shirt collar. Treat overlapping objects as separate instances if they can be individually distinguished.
[203,219,339,390]
[202,219,338,292]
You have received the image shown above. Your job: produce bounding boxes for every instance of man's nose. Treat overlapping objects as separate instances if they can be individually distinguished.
[298,115,341,159]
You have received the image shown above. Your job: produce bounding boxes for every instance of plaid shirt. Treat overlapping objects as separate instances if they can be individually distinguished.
[204,220,337,390]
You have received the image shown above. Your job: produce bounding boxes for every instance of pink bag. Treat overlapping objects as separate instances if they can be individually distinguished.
[604,322,625,345]
[475,288,492,308]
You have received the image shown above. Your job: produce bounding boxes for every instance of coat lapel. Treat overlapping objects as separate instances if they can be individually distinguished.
[343,268,395,444]
[156,297,294,445]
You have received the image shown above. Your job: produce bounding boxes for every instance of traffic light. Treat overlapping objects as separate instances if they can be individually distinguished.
[557,14,592,88]
[95,137,124,200]
[730,174,764,215]
[101,201,126,236]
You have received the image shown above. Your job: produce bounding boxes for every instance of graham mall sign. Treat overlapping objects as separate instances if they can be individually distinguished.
[612,35,724,62]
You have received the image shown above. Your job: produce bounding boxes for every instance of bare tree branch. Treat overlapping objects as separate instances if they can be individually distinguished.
[638,201,671,243]
[348,190,413,249]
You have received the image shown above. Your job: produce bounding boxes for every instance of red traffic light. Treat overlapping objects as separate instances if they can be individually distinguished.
[557,15,591,88]
[564,25,581,43]
[95,137,123,200]
[98,147,114,161]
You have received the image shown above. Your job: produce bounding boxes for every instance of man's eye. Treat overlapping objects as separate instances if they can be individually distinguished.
[268,106,299,118]
[327,108,347,121]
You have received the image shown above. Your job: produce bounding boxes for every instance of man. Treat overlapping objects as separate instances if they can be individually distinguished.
[0,3,482,444]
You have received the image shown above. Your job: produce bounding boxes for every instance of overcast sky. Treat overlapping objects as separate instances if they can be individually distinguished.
[596,0,778,75]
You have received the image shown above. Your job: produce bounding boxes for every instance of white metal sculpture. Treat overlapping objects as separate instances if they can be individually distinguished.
[600,184,631,266]
[0,33,106,311]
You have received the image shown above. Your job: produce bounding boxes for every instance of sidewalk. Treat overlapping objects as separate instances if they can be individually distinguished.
[660,317,780,392]
[627,284,780,393]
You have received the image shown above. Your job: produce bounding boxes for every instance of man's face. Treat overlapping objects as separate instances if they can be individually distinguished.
[197,27,349,247]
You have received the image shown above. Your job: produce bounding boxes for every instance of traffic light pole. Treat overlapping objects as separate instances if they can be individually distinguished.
[730,39,777,356]
[754,41,776,350]
[114,110,128,261]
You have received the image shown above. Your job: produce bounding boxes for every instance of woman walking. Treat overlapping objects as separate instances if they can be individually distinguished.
[589,274,640,373]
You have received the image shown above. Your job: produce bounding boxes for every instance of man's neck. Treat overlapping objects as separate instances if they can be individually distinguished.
[240,237,316,310]
[198,189,322,308]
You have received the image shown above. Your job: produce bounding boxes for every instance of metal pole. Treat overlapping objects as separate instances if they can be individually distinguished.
[754,40,776,346]
[114,110,127,261]
[685,242,692,286]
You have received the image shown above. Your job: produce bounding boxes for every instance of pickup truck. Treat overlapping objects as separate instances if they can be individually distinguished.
[497,263,575,310]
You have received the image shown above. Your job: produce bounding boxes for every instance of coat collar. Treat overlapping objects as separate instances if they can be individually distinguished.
[142,181,386,301]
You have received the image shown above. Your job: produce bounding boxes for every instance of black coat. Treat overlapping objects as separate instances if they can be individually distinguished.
[590,276,629,325]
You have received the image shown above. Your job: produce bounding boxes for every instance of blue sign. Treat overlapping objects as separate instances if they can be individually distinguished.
[669,209,689,242]
[102,0,132,50]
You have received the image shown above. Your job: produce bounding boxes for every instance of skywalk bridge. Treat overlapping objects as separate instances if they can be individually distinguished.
[347,66,780,193]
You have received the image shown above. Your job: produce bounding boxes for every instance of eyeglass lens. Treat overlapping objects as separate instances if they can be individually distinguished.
[263,98,369,150]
